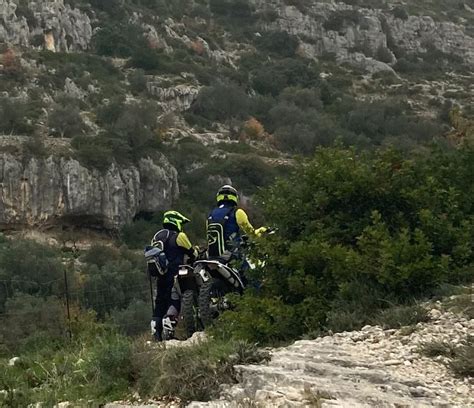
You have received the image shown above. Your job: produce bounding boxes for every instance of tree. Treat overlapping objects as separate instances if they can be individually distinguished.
[48,103,85,138]
[0,98,34,135]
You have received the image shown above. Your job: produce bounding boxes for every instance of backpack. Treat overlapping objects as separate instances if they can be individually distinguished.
[144,230,173,276]
[207,207,236,258]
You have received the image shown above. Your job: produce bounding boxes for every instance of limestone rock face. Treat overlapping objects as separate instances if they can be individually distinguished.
[147,83,201,113]
[0,0,92,51]
[0,153,178,229]
[253,0,474,72]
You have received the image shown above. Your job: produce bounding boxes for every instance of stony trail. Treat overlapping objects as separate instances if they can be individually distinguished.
[189,304,473,408]
[105,298,473,408]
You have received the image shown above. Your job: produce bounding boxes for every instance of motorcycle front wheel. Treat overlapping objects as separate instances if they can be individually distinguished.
[181,289,200,338]
[199,279,230,328]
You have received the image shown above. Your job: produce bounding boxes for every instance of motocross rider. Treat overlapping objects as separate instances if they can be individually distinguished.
[150,211,197,341]
[207,185,266,267]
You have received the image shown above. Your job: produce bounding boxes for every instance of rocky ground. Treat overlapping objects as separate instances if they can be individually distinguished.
[190,301,473,407]
[103,293,473,408]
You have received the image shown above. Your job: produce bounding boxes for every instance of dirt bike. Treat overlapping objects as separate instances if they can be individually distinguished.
[194,229,276,328]
[193,258,244,328]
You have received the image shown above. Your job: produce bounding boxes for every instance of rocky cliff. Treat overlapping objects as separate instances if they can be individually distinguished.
[0,0,92,51]
[254,0,474,73]
[0,146,178,230]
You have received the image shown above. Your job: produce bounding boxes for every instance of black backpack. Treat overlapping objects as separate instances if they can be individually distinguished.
[144,230,175,276]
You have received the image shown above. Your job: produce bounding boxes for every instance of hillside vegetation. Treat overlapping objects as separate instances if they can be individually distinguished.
[0,0,473,405]
[1,142,473,405]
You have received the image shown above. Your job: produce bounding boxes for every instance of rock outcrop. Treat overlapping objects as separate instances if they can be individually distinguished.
[191,303,473,407]
[254,1,474,72]
[0,151,178,229]
[147,83,201,113]
[0,0,92,51]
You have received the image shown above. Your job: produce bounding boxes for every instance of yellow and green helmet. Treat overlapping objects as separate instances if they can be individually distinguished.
[216,185,238,204]
[163,210,190,232]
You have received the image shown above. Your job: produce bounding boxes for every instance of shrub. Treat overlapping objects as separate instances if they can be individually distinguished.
[93,23,147,58]
[450,339,474,378]
[77,99,161,167]
[342,99,444,144]
[392,6,409,20]
[38,51,122,87]
[251,58,320,96]
[323,10,362,32]
[23,135,47,158]
[71,135,115,171]
[210,0,253,19]
[84,333,133,398]
[120,216,162,249]
[0,239,65,306]
[110,300,150,336]
[255,31,299,57]
[81,244,120,268]
[213,294,299,344]
[376,45,393,63]
[214,145,474,343]
[192,83,250,122]
[134,338,268,401]
[240,117,266,141]
[80,258,147,318]
[370,304,430,329]
[0,98,35,135]
[128,69,148,94]
[420,341,457,358]
[0,294,66,353]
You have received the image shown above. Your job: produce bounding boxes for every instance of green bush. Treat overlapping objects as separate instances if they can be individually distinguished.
[213,146,474,343]
[392,6,409,20]
[0,98,36,135]
[71,135,115,171]
[342,99,444,144]
[84,333,133,398]
[450,339,474,378]
[255,31,299,57]
[370,304,430,329]
[251,58,320,96]
[192,83,250,122]
[38,51,122,88]
[210,0,254,19]
[135,338,268,402]
[72,98,160,169]
[323,10,362,32]
[212,294,299,343]
[420,340,457,358]
[81,244,120,268]
[0,239,65,307]
[0,294,66,354]
[93,23,147,58]
[110,300,150,336]
[80,258,147,318]
[128,69,148,94]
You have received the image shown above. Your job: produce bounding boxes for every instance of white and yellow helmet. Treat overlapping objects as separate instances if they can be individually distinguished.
[216,185,238,204]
